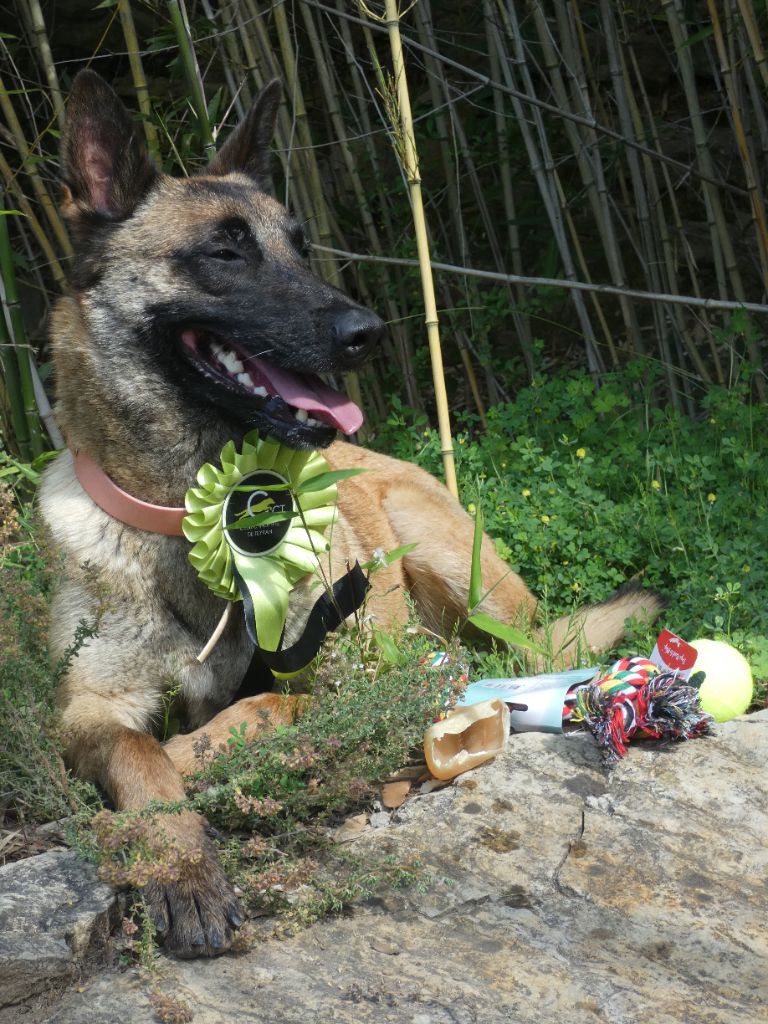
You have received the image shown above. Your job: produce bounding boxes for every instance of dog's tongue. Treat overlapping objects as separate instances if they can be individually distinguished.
[253,359,363,436]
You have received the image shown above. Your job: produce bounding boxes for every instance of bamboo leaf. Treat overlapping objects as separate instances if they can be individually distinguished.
[372,626,402,665]
[468,505,484,612]
[467,612,540,652]
[361,542,417,571]
[295,468,367,493]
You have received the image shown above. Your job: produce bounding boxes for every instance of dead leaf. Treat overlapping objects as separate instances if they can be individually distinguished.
[381,780,411,808]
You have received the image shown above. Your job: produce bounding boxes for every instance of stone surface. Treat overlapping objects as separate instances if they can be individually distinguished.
[0,848,119,1018]
[23,714,768,1022]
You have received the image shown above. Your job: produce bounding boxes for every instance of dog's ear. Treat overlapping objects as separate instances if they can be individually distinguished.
[207,79,281,187]
[60,70,156,220]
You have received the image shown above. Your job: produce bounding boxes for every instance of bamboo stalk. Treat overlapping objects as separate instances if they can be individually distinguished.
[661,0,744,300]
[367,0,458,496]
[736,16,768,167]
[0,294,30,461]
[0,151,66,287]
[531,0,632,366]
[491,2,603,375]
[203,0,251,115]
[415,0,513,398]
[0,196,45,458]
[708,0,768,288]
[662,0,764,396]
[118,0,161,161]
[736,0,768,93]
[621,11,718,388]
[484,3,533,378]
[600,0,677,401]
[0,73,72,258]
[167,0,216,161]
[25,0,65,132]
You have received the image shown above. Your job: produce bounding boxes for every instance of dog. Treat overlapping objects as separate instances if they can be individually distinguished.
[39,71,661,958]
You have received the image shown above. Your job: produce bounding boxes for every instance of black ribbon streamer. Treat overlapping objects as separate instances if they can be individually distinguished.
[231,560,370,675]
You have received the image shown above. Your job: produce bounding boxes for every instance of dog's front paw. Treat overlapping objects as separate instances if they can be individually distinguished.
[143,824,245,958]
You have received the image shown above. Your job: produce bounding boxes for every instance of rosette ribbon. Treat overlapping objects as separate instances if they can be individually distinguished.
[182,431,368,675]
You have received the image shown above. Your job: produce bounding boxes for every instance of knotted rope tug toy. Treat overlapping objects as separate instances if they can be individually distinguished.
[569,656,713,764]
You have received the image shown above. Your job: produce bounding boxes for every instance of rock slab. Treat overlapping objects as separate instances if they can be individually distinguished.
[0,848,118,1017]
[25,714,768,1022]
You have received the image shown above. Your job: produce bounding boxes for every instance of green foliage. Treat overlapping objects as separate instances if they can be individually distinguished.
[0,480,99,826]
[371,365,768,691]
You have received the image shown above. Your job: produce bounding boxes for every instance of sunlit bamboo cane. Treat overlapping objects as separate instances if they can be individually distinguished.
[361,0,457,496]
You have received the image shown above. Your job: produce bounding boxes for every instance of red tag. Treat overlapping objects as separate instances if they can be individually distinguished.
[649,629,698,679]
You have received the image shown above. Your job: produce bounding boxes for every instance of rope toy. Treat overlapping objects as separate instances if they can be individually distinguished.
[569,656,713,763]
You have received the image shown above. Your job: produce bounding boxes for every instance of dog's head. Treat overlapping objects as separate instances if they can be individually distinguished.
[58,70,384,450]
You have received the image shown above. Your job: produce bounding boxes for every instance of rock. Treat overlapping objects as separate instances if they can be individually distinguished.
[28,714,768,1021]
[0,849,119,1016]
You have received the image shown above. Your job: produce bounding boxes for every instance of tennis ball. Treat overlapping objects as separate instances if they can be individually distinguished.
[690,638,753,722]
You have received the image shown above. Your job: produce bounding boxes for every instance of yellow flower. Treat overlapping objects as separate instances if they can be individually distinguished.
[467,502,476,515]
[651,479,661,491]
[541,514,550,523]
[571,581,581,592]
[743,564,751,573]
[458,437,465,445]
[576,448,586,459]
[707,493,717,503]
[521,488,531,498]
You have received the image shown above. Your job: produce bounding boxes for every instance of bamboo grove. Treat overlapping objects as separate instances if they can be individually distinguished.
[1,0,767,468]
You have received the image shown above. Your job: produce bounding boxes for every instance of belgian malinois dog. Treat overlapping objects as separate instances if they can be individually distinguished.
[40,71,661,958]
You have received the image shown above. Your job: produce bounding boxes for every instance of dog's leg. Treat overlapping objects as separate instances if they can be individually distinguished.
[163,692,301,777]
[60,688,249,958]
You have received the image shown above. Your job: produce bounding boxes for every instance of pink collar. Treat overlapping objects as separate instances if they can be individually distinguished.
[72,448,187,537]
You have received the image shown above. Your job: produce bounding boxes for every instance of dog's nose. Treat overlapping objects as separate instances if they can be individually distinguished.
[332,309,386,363]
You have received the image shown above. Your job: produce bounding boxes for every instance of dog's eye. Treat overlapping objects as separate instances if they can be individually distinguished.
[209,248,242,262]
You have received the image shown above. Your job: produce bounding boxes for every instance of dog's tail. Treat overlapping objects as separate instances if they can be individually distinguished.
[543,583,666,668]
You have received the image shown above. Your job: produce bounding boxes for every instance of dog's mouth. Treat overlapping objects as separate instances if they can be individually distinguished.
[179,329,363,445]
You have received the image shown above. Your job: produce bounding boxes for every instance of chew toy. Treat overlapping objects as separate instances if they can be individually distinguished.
[570,656,712,763]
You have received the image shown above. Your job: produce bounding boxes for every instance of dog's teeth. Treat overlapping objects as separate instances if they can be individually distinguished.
[253,386,268,398]
[217,349,244,373]
[306,416,320,427]
[236,372,252,387]
[295,409,309,423]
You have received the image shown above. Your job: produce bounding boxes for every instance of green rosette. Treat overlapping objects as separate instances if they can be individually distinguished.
[182,431,338,653]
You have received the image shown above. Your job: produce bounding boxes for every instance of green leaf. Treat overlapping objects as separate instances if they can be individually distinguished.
[676,26,713,51]
[372,626,402,665]
[468,505,484,612]
[361,542,418,571]
[468,612,540,651]
[295,468,367,493]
